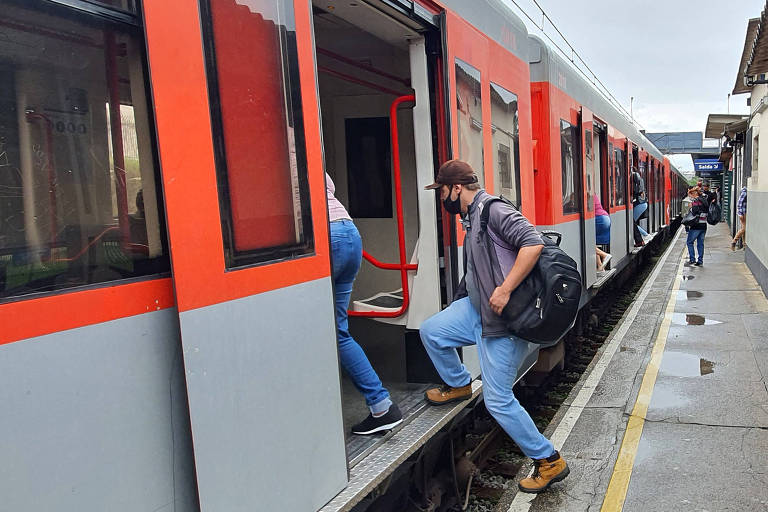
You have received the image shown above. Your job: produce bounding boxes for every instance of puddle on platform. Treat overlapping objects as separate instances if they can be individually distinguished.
[648,384,690,410]
[676,290,704,301]
[660,352,716,377]
[670,313,723,326]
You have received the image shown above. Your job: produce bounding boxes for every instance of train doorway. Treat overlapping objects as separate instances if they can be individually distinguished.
[311,0,442,462]
[593,121,612,275]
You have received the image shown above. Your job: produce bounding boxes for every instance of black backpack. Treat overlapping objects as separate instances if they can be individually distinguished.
[479,196,582,344]
[707,201,721,225]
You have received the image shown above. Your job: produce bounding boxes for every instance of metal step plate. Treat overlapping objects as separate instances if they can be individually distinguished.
[319,380,483,512]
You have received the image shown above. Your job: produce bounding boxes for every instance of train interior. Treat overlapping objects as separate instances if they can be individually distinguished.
[311,1,440,461]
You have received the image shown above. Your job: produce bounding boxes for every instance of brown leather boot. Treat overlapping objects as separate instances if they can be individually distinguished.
[518,451,569,493]
[425,383,472,405]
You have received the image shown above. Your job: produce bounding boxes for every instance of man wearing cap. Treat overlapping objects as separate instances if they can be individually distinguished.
[420,159,569,493]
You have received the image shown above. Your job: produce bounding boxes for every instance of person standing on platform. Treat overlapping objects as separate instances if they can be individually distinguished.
[732,186,747,251]
[686,186,708,266]
[419,160,570,493]
[326,173,403,435]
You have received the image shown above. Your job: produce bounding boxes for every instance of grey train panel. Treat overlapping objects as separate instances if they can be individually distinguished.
[538,220,582,275]
[528,36,663,161]
[584,216,597,288]
[441,0,529,61]
[178,277,347,512]
[0,309,198,512]
[610,211,629,263]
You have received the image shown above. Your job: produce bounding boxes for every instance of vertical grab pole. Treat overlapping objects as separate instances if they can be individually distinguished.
[104,29,130,248]
[390,94,416,314]
[349,94,416,318]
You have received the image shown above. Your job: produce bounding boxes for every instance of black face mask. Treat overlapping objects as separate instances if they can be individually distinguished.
[442,188,462,215]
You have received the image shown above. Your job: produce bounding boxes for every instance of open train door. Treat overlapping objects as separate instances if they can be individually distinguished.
[580,107,597,287]
[144,1,347,511]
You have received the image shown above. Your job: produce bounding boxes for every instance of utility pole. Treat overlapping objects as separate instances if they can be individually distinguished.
[630,96,634,124]
[728,93,731,114]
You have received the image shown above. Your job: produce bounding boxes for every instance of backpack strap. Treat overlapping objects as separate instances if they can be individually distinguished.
[478,194,517,233]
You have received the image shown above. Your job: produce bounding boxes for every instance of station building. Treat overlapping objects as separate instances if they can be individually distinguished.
[712,4,768,295]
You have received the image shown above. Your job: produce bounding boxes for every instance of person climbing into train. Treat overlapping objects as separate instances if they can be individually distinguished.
[631,166,649,247]
[419,160,569,494]
[685,186,708,266]
[326,172,403,435]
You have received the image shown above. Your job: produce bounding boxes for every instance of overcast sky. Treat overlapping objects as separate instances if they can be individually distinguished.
[501,0,765,172]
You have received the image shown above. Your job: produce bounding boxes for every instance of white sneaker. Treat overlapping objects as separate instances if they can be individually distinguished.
[598,253,612,271]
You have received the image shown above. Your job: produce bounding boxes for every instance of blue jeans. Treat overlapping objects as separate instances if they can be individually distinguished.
[686,229,705,263]
[633,202,649,236]
[419,297,555,459]
[330,220,391,415]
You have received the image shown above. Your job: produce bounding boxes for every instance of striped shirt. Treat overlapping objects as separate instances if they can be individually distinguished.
[737,187,747,216]
[326,173,352,222]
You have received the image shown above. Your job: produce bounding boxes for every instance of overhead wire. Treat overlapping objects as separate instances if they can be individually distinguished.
[504,0,644,131]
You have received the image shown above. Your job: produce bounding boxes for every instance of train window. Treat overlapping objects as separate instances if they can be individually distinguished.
[345,117,392,218]
[585,129,594,212]
[560,120,580,215]
[455,59,484,183]
[608,143,615,208]
[200,0,313,269]
[0,0,169,301]
[83,0,137,13]
[614,148,626,206]
[490,83,520,207]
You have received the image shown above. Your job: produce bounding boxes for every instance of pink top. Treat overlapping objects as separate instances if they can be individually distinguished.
[594,195,609,217]
[326,173,352,222]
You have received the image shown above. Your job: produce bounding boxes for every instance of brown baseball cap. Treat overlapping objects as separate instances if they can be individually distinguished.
[424,159,479,189]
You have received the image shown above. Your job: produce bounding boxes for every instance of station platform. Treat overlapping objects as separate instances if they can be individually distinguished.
[501,221,768,512]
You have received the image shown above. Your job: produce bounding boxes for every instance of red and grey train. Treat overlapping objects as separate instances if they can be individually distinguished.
[0,0,687,511]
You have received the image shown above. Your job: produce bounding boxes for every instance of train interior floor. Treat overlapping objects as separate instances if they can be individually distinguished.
[342,319,431,463]
[499,221,768,511]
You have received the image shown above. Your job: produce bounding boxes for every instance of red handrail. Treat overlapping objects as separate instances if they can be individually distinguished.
[350,95,416,318]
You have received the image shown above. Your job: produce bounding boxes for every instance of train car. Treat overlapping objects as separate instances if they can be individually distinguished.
[0,1,686,511]
[527,34,685,293]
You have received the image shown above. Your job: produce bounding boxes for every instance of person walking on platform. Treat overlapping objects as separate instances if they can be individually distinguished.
[419,160,569,493]
[686,186,708,266]
[326,173,403,435]
[732,186,747,250]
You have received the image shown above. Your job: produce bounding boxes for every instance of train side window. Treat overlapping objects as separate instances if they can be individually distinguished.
[200,0,313,269]
[559,119,580,215]
[455,59,484,183]
[490,83,521,207]
[614,148,626,206]
[608,142,615,208]
[0,0,169,301]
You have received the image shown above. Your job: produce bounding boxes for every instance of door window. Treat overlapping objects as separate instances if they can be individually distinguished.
[455,58,484,182]
[560,120,580,215]
[201,0,314,268]
[490,83,520,206]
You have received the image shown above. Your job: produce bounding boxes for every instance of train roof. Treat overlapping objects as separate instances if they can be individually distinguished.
[527,35,666,162]
[441,0,529,62]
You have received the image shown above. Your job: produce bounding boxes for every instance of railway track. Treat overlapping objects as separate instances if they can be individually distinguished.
[455,240,667,512]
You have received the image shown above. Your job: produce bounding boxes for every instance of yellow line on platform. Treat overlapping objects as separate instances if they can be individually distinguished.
[600,252,686,511]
